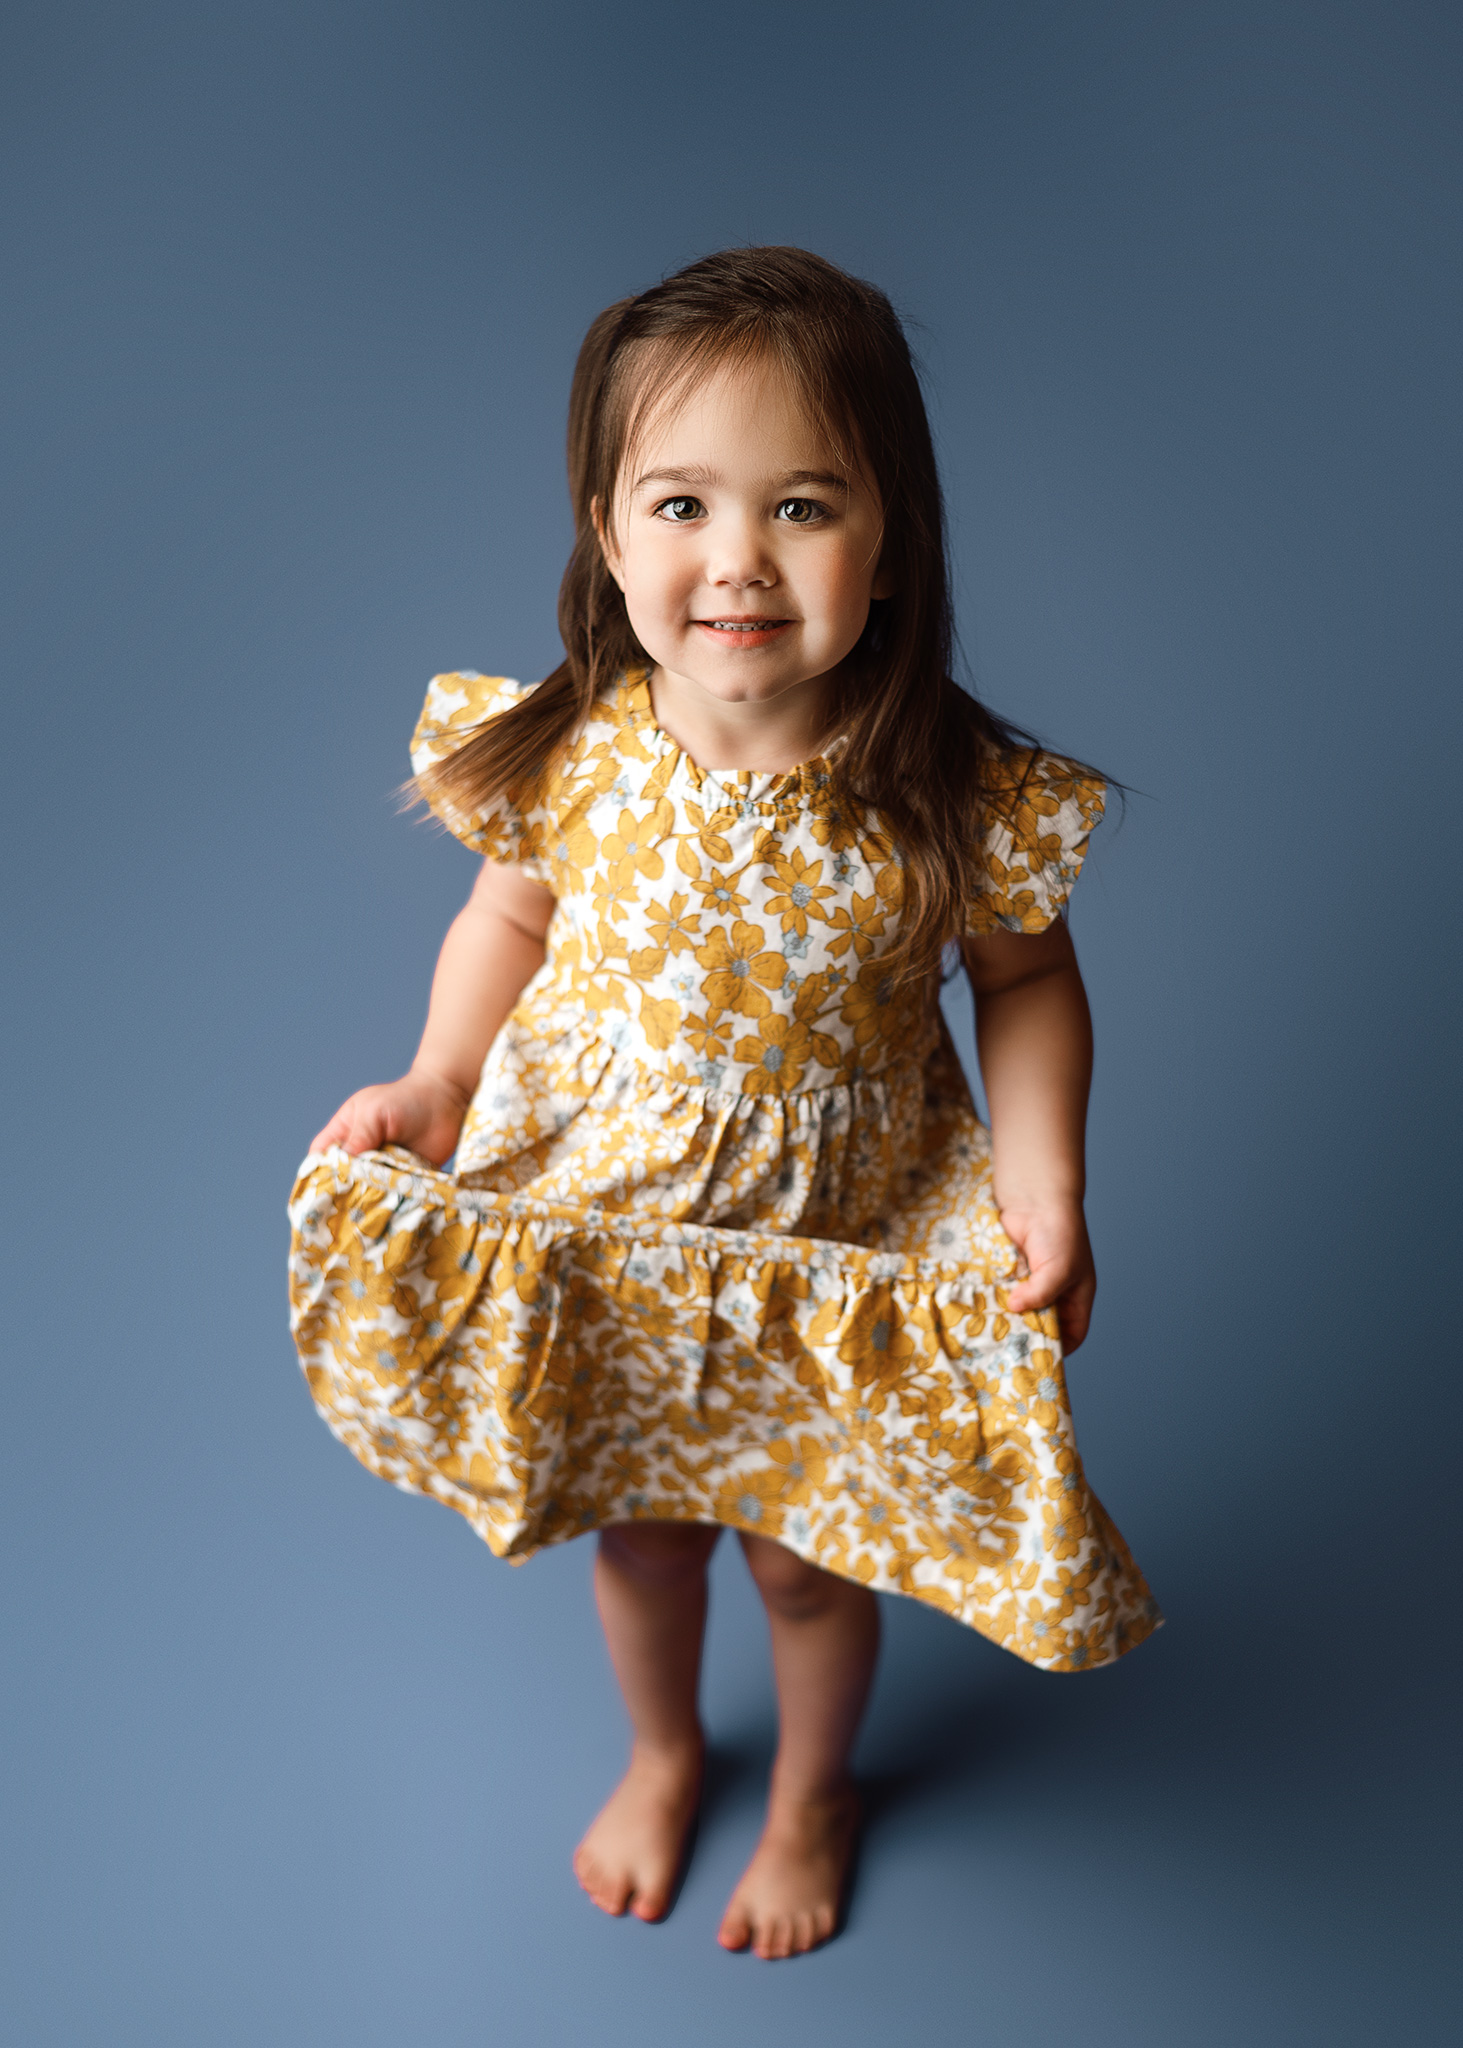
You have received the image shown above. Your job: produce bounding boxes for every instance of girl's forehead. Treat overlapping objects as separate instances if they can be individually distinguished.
[622,353,851,482]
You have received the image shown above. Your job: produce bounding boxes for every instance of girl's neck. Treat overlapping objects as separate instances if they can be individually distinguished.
[647,664,839,774]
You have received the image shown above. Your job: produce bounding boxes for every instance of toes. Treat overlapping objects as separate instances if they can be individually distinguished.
[757,1914,794,1961]
[717,1899,753,1951]
[743,1900,836,1959]
[573,1849,631,1917]
[631,1885,669,1924]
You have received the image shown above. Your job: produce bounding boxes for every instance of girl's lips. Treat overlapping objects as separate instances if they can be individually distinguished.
[692,618,795,648]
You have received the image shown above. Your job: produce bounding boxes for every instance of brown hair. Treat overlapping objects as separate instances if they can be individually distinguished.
[418,244,1047,979]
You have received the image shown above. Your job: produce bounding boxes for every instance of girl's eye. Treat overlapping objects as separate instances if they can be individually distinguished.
[777,498,827,525]
[655,496,705,523]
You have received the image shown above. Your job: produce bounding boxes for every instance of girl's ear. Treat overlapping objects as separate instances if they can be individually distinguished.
[592,496,626,591]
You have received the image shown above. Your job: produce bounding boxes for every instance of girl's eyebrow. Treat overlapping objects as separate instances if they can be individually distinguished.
[632,464,719,491]
[631,465,851,493]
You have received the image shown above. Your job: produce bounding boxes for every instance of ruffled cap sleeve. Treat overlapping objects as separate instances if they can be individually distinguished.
[409,672,551,877]
[968,749,1106,935]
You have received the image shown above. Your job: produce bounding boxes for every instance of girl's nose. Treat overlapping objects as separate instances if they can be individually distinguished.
[705,514,777,588]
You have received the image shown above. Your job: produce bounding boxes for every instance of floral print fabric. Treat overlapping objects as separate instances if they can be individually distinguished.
[289,671,1160,1670]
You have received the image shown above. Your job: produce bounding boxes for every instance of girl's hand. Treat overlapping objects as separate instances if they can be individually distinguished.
[999,1200,1097,1353]
[309,1066,470,1168]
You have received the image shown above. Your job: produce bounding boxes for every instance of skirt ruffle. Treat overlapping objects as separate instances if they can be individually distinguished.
[289,1144,1161,1671]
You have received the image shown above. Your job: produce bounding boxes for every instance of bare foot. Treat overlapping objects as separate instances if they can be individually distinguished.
[573,1739,703,1923]
[717,1780,859,1959]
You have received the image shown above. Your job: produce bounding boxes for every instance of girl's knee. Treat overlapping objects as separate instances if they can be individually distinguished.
[739,1532,845,1618]
[599,1520,719,1585]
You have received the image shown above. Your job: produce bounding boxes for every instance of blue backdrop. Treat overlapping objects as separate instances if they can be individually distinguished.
[3,3,1458,2042]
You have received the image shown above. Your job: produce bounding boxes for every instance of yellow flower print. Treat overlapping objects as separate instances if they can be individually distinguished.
[1041,1496,1088,1560]
[1034,762,1089,808]
[764,1434,830,1504]
[915,1520,1022,1581]
[823,889,888,960]
[837,1291,919,1389]
[982,749,1063,838]
[509,1305,564,1412]
[600,808,667,890]
[639,992,681,1050]
[763,847,834,936]
[850,1490,905,1550]
[978,852,1040,930]
[994,789,1063,869]
[547,814,599,887]
[1011,1351,1064,1432]
[714,1466,787,1538]
[643,891,701,954]
[489,1237,552,1308]
[1040,1562,1101,1619]
[680,1009,731,1059]
[764,1382,819,1433]
[316,1228,398,1326]
[415,1219,484,1305]
[840,958,897,1048]
[733,1014,815,1093]
[806,798,863,854]
[1043,1445,1086,1507]
[691,866,751,916]
[418,1370,470,1442]
[1013,1597,1069,1663]
[747,1261,813,1309]
[573,744,626,797]
[907,1401,984,1468]
[684,799,739,864]
[1056,1621,1113,1671]
[695,919,787,1018]
[590,867,633,925]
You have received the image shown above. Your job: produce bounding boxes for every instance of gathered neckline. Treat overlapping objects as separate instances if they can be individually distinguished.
[620,669,842,802]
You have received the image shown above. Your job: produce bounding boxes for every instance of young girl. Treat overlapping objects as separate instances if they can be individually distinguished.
[291,246,1160,1962]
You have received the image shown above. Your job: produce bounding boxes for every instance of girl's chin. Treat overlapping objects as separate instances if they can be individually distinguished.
[654,660,826,708]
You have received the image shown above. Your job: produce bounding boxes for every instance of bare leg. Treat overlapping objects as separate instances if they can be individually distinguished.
[573,1521,720,1922]
[718,1534,879,1960]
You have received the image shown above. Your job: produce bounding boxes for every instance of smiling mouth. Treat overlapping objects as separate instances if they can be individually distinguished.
[695,617,794,632]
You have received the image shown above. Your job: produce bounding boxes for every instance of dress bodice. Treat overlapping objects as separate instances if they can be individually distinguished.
[411,670,1104,1100]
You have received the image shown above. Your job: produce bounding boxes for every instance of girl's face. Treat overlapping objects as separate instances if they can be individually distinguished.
[600,355,892,714]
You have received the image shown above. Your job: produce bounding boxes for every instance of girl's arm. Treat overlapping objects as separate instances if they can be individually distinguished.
[310,860,557,1165]
[962,918,1096,1351]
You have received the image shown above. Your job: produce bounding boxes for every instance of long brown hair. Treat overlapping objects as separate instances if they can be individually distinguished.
[418,245,1047,978]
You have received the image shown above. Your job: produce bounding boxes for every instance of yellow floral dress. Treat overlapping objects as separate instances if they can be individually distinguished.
[289,670,1161,1671]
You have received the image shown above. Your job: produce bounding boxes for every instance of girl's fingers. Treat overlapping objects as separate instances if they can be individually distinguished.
[309,1097,382,1157]
[1008,1267,1097,1353]
[1005,1258,1071,1313]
